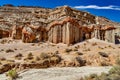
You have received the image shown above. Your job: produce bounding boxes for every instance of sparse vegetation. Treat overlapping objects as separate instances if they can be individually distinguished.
[98,46,104,49]
[100,61,109,66]
[40,52,49,59]
[0,57,6,61]
[27,52,33,60]
[15,53,23,60]
[35,56,40,61]
[98,52,108,57]
[92,42,97,46]
[73,48,78,51]
[6,49,14,53]
[6,69,18,80]
[0,39,7,44]
[75,51,83,55]
[116,58,120,65]
[81,57,120,80]
[65,48,72,53]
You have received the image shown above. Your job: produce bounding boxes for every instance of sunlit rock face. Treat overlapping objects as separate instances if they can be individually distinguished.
[0,5,119,44]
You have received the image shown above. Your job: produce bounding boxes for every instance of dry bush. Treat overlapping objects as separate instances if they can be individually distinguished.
[81,59,120,80]
[40,52,49,59]
[50,55,61,64]
[83,43,86,46]
[83,48,91,52]
[116,58,120,65]
[0,57,6,61]
[0,49,4,51]
[35,56,40,61]
[98,46,104,49]
[0,39,7,44]
[98,52,108,57]
[100,61,110,66]
[27,52,34,60]
[0,61,2,65]
[14,48,17,50]
[31,43,35,46]
[6,69,18,80]
[75,57,86,66]
[6,49,14,53]
[108,45,112,48]
[54,51,59,54]
[73,48,78,51]
[64,48,72,53]
[75,51,83,55]
[92,42,97,46]
[15,53,23,60]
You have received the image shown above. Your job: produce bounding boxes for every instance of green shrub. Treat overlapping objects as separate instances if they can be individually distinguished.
[6,69,18,80]
[109,66,120,75]
[81,65,120,80]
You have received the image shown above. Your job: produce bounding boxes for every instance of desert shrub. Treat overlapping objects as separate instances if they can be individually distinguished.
[7,60,15,63]
[92,42,97,46]
[100,62,110,66]
[0,39,7,44]
[98,52,108,57]
[6,49,14,53]
[65,48,72,53]
[82,65,120,80]
[98,46,104,49]
[0,61,2,65]
[14,48,17,50]
[83,48,91,52]
[89,73,98,79]
[40,52,49,59]
[27,52,33,60]
[0,49,4,51]
[108,45,112,48]
[109,66,120,75]
[75,57,86,66]
[31,43,35,46]
[116,58,120,65]
[6,69,18,80]
[54,51,59,54]
[109,74,120,80]
[15,53,23,60]
[75,51,83,55]
[0,57,6,61]
[50,56,61,64]
[35,56,40,61]
[73,48,78,51]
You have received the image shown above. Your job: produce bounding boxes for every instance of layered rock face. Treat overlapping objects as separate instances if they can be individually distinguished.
[96,16,120,44]
[0,5,119,44]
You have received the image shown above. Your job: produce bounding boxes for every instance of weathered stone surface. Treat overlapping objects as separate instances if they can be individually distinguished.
[0,5,119,44]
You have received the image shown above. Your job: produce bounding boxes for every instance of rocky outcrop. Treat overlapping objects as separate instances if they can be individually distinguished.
[0,5,119,44]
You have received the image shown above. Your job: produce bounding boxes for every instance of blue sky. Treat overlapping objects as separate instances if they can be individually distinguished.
[0,0,120,22]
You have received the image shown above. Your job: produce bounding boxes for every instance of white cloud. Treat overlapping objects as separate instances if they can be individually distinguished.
[73,5,120,10]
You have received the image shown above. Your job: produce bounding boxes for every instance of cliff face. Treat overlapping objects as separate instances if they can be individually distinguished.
[96,16,120,43]
[0,5,119,44]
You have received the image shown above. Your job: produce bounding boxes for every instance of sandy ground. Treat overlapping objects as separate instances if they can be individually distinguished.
[0,38,119,80]
[0,66,111,80]
[0,38,119,60]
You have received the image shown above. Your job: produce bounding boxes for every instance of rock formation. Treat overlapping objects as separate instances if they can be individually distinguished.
[0,5,119,44]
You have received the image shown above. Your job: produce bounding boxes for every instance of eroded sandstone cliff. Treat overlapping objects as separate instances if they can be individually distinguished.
[0,5,119,44]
